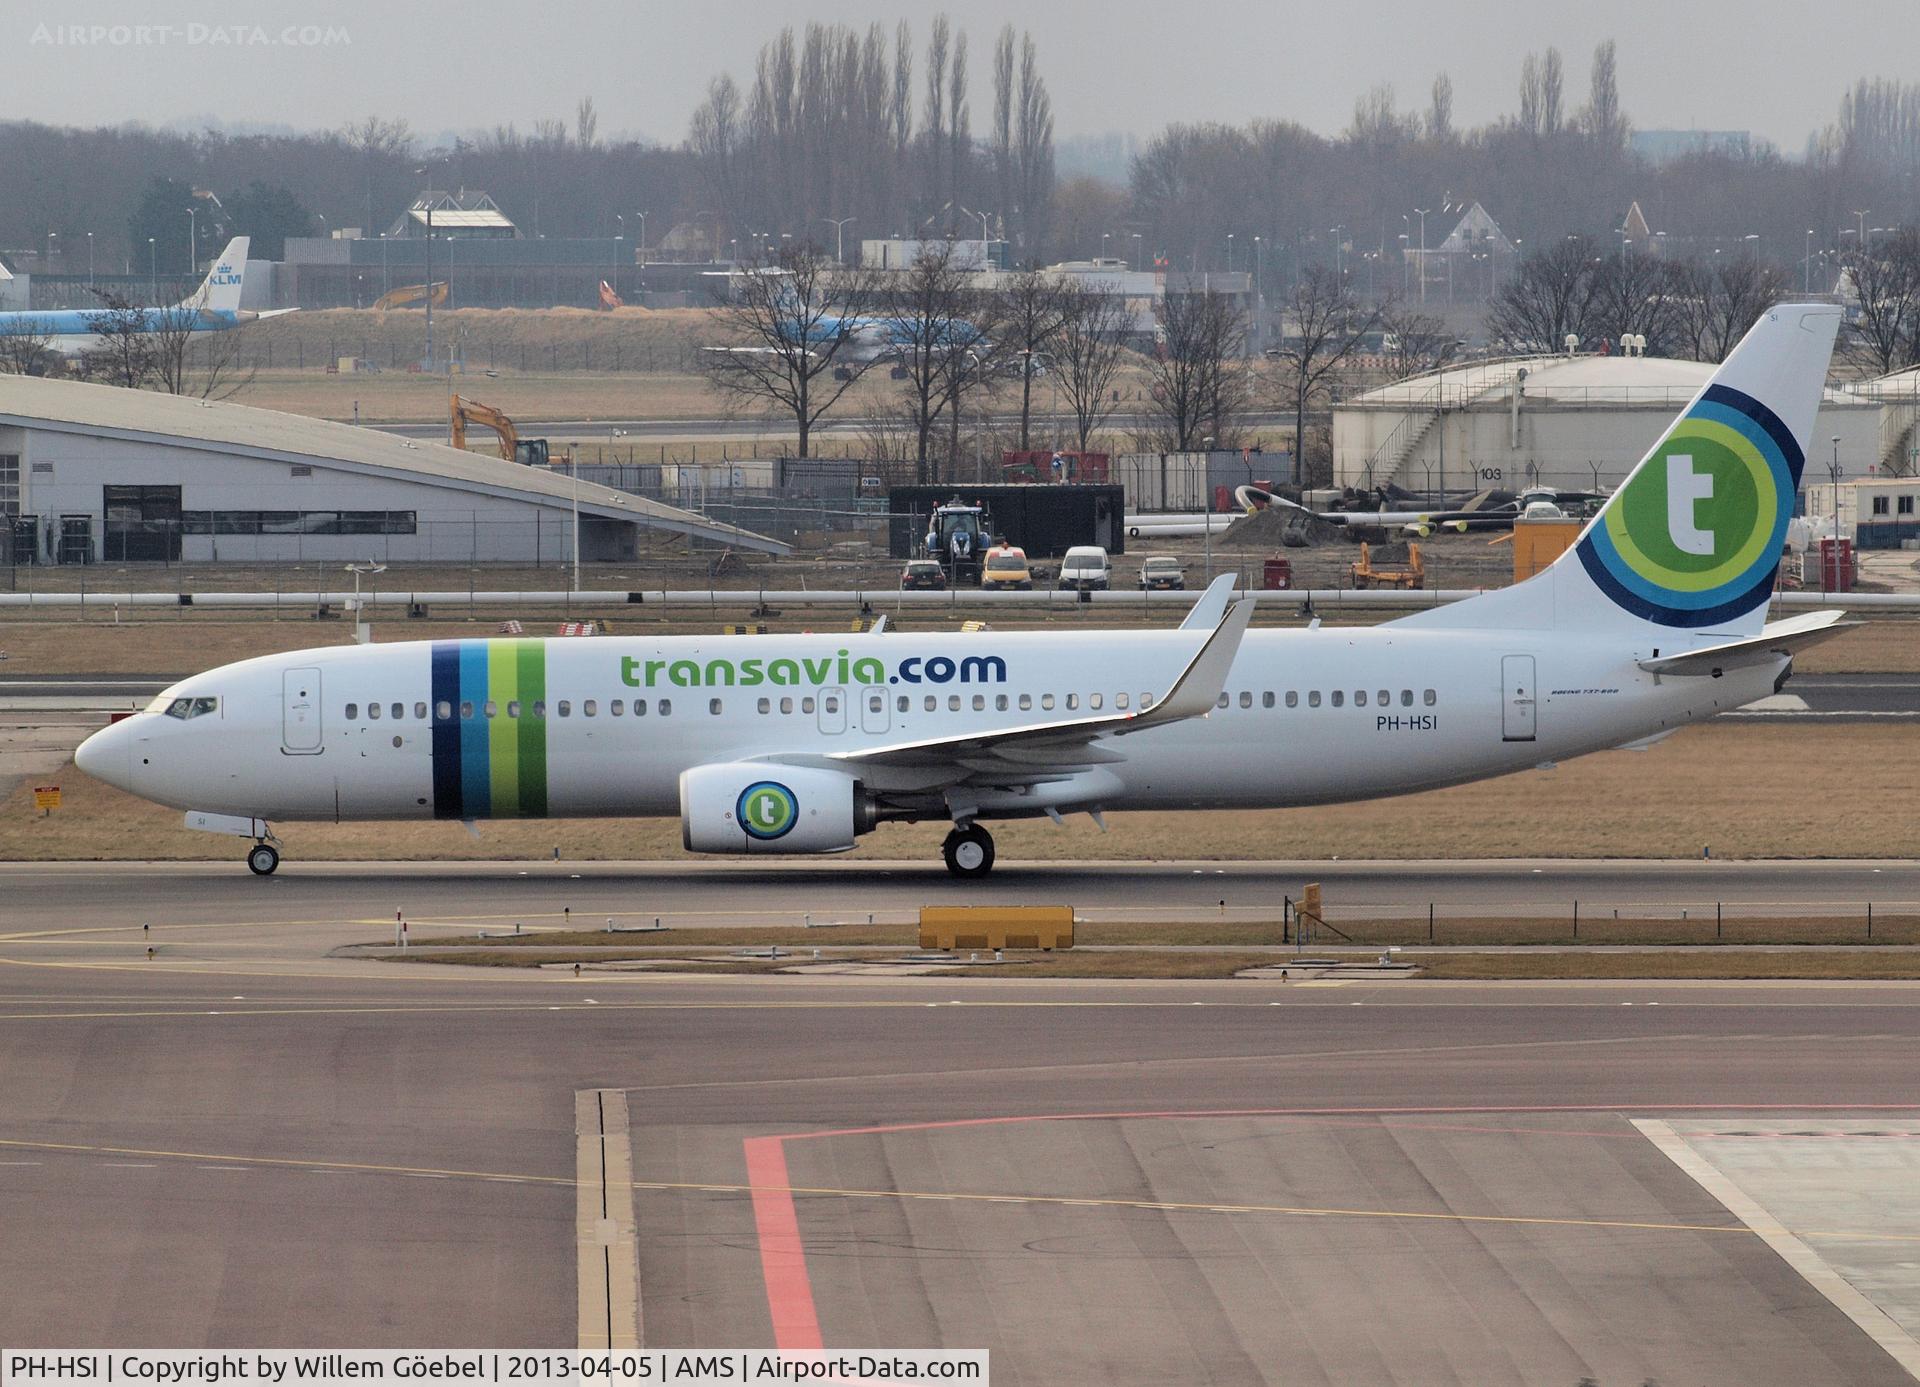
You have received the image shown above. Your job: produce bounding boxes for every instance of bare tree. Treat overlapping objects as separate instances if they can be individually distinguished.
[1377,303,1458,380]
[1142,290,1248,454]
[575,96,599,150]
[1266,267,1383,485]
[1012,33,1054,256]
[1671,256,1792,362]
[147,305,255,399]
[1589,249,1680,354]
[697,246,882,457]
[883,240,978,483]
[1581,40,1628,151]
[79,293,154,388]
[1053,281,1133,449]
[1487,237,1602,352]
[1519,54,1543,138]
[1427,73,1454,142]
[1541,48,1565,135]
[1839,229,1920,375]
[988,267,1071,448]
[0,317,58,376]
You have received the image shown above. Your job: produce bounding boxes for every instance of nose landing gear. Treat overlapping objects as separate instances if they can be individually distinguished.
[942,823,996,878]
[246,842,281,876]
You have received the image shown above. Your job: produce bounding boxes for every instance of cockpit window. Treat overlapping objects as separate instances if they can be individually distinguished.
[164,696,219,720]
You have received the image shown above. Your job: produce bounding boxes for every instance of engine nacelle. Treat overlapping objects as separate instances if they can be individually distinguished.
[679,762,876,855]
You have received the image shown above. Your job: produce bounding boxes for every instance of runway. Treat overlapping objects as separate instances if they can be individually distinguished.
[7,870,1920,1379]
[1,858,1912,932]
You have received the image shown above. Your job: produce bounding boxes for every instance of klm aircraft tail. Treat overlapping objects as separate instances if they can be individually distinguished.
[173,237,249,316]
[1402,303,1842,638]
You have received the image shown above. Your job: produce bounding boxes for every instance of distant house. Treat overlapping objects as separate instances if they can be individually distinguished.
[1403,201,1516,304]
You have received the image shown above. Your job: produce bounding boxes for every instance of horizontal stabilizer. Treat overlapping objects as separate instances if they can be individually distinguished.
[1637,610,1856,676]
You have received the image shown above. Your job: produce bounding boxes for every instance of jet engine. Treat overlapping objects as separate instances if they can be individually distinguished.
[679,763,878,855]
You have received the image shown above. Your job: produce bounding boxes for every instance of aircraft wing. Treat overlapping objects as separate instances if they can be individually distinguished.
[1637,610,1857,676]
[1177,574,1239,631]
[823,596,1254,778]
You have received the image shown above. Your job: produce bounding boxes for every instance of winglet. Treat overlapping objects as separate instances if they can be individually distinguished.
[1178,573,1239,631]
[1138,596,1255,725]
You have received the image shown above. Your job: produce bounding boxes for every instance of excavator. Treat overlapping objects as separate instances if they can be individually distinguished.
[449,394,552,467]
[373,281,450,311]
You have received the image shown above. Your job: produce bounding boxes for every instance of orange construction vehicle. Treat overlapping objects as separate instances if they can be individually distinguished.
[373,281,449,311]
[1350,541,1425,590]
[449,394,552,467]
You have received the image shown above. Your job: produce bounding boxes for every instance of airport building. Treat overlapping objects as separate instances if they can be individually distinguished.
[0,376,786,566]
[1331,352,1883,496]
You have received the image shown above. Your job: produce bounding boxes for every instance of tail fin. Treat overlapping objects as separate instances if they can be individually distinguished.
[175,237,249,314]
[1401,303,1841,638]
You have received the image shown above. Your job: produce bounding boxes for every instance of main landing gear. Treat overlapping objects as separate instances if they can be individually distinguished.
[942,823,996,878]
[246,841,281,876]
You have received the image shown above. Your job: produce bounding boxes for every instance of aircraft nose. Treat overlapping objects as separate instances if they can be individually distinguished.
[74,719,131,790]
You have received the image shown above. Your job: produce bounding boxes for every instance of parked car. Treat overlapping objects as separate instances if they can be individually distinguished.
[981,547,1034,590]
[1057,545,1112,591]
[900,559,948,591]
[1138,556,1187,590]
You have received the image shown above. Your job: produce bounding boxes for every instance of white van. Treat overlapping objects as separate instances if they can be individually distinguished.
[1057,545,1112,591]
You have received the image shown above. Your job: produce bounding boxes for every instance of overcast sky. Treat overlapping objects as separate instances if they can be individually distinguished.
[14,0,1919,156]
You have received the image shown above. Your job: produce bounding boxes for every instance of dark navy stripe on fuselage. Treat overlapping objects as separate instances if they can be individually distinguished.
[429,642,463,817]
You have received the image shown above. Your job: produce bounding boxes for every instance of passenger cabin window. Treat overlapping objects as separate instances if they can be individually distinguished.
[583,700,597,717]
[436,700,453,721]
[802,697,816,714]
[635,699,648,716]
[658,699,672,716]
[1331,691,1344,708]
[996,694,1009,711]
[1424,689,1437,706]
[558,701,571,717]
[870,693,885,713]
[1041,694,1055,710]
[1401,690,1413,707]
[972,694,986,711]
[947,695,961,711]
[1378,690,1390,707]
[460,700,475,720]
[506,700,520,719]
[1117,693,1130,710]
[923,695,936,712]
[1090,693,1103,711]
[1262,692,1274,709]
[345,702,359,721]
[897,695,910,712]
[782,697,795,715]
[484,700,498,718]
[709,698,723,715]
[413,702,427,720]
[532,701,546,720]
[1354,691,1367,708]
[1239,691,1252,709]
[823,695,839,714]
[1065,694,1079,711]
[760,698,773,714]
[1019,694,1033,711]
[1216,693,1229,709]
[611,700,624,716]
[1308,691,1322,708]
[1286,691,1299,708]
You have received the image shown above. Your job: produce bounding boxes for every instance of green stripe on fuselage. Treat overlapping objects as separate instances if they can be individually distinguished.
[488,640,521,815]
[516,640,548,817]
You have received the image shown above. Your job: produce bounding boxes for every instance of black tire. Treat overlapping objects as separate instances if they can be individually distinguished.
[942,824,995,878]
[247,843,280,876]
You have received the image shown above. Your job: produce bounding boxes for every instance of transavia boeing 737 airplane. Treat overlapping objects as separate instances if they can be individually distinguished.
[78,305,1849,878]
[0,237,294,357]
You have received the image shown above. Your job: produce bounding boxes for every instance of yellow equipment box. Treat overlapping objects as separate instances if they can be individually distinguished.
[919,906,1074,951]
[1512,516,1582,582]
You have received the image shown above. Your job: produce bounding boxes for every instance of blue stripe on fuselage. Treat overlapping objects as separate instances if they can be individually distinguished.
[458,643,490,817]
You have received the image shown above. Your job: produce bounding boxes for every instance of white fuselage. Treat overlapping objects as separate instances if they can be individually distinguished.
[86,626,1780,826]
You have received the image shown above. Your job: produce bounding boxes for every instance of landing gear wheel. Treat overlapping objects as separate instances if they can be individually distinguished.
[942,824,995,878]
[246,842,280,877]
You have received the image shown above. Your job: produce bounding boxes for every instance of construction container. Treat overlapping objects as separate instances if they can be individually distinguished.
[1262,556,1293,589]
[919,906,1074,952]
[1512,516,1582,582]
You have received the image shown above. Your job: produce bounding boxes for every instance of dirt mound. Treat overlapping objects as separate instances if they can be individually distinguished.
[1216,505,1340,549]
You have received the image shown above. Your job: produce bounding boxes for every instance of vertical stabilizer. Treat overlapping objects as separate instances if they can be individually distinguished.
[175,237,250,315]
[1399,303,1841,638]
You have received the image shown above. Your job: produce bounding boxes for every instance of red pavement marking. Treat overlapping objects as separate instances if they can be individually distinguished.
[744,1101,1920,1347]
[743,1135,825,1351]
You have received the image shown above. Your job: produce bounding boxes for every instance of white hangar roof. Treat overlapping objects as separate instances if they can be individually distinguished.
[0,375,788,554]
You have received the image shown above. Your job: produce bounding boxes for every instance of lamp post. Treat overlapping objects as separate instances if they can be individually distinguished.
[1413,207,1429,304]
[147,238,156,301]
[822,217,856,265]
[187,207,196,274]
[635,211,648,266]
[968,208,991,266]
[86,231,93,287]
[1226,232,1234,272]
[1130,232,1142,272]
[46,231,57,278]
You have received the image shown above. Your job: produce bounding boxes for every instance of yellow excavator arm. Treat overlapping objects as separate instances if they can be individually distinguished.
[449,394,519,458]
